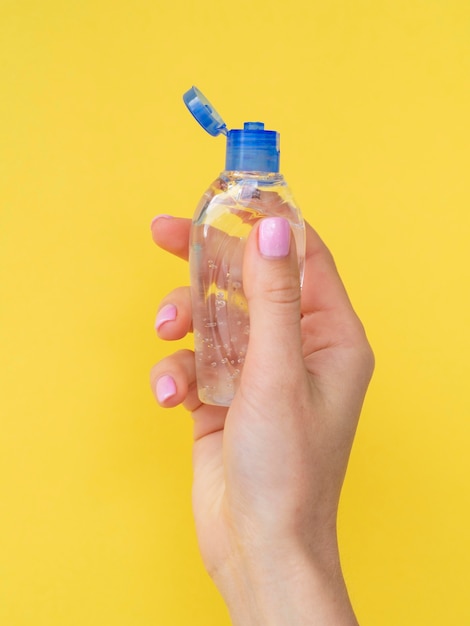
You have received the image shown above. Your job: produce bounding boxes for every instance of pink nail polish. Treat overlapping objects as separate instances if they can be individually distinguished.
[258,217,291,258]
[155,304,177,331]
[150,214,173,229]
[156,375,177,403]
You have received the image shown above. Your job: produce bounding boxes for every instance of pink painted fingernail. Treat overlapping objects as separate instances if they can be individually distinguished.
[155,304,177,331]
[258,217,291,258]
[151,214,172,229]
[156,375,177,403]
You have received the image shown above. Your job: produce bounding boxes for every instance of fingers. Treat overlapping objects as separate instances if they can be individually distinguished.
[150,350,228,438]
[150,349,199,410]
[151,215,191,261]
[154,286,192,340]
[150,215,372,405]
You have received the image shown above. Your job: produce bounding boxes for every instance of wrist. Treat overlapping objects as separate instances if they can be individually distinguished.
[214,532,358,626]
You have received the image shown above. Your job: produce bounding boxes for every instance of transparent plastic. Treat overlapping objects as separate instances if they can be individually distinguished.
[189,171,305,406]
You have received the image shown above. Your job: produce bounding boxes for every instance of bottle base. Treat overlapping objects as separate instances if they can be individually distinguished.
[197,385,235,407]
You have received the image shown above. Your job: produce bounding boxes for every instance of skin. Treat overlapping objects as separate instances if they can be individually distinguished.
[150,215,374,625]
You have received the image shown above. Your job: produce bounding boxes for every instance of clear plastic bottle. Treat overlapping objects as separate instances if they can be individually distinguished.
[183,87,305,406]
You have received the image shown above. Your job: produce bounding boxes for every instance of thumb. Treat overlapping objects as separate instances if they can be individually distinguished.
[242,217,304,382]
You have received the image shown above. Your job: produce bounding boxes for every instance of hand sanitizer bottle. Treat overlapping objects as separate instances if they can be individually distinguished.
[183,86,305,406]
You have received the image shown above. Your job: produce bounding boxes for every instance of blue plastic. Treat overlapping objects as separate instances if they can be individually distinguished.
[226,122,279,173]
[183,87,280,173]
[183,86,227,137]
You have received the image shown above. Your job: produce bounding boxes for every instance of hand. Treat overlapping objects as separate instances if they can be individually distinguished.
[150,215,374,625]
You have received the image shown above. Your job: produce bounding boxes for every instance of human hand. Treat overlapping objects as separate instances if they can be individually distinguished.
[150,215,374,625]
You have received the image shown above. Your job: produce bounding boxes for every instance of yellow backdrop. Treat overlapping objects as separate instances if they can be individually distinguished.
[1,1,469,624]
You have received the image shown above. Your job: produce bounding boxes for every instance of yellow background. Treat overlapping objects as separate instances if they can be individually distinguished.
[1,1,469,624]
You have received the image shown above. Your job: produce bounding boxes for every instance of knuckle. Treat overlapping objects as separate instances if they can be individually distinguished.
[262,272,301,307]
[348,321,375,381]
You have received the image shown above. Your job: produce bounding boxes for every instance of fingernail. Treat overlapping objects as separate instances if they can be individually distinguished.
[258,217,291,258]
[155,304,177,331]
[151,214,172,229]
[156,375,177,403]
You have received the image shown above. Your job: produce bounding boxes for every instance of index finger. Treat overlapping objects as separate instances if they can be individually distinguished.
[151,215,191,261]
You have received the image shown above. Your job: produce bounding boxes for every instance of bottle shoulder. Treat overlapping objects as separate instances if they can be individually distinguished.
[192,171,302,226]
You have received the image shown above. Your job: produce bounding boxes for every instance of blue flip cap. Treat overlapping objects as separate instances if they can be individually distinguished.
[183,86,280,173]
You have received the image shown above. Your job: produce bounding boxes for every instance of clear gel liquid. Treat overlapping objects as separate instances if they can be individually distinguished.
[189,172,305,406]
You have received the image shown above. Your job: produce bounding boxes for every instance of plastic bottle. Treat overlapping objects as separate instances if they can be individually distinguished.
[183,86,305,406]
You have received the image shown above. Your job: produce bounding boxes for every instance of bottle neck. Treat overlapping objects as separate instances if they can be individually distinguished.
[221,170,284,183]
